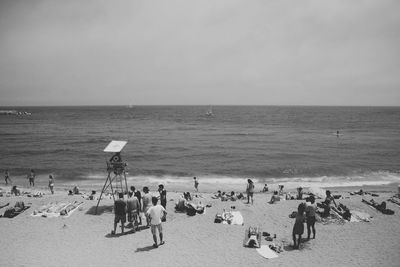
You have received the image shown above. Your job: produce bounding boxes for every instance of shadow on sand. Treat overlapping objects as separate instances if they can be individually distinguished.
[135,245,158,253]
[85,205,113,215]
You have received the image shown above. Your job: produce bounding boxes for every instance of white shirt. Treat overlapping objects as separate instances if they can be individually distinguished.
[146,204,166,225]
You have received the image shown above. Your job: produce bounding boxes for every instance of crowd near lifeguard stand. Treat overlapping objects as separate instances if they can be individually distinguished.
[95,141,129,214]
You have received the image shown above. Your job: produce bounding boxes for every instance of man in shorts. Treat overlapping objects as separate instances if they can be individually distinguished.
[146,196,167,248]
[112,192,126,235]
[127,191,140,230]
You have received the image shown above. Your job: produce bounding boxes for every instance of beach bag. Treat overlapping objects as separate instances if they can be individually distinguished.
[186,206,196,216]
[214,214,223,223]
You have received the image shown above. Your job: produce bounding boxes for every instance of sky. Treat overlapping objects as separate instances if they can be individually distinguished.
[0,0,399,106]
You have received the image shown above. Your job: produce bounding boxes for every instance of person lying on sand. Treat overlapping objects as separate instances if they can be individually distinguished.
[362,199,394,215]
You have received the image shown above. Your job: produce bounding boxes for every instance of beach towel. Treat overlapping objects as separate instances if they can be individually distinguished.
[31,202,70,218]
[222,211,244,225]
[60,201,84,217]
[256,245,279,259]
[350,210,372,222]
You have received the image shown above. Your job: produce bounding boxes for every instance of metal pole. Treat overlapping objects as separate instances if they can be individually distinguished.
[95,171,111,215]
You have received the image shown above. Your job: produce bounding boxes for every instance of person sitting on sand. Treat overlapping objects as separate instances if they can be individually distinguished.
[11,185,20,196]
[213,190,222,199]
[269,191,281,204]
[175,194,187,212]
[246,179,255,204]
[183,192,192,201]
[292,203,306,249]
[262,184,268,192]
[127,191,140,229]
[142,187,153,227]
[318,190,337,217]
[297,187,303,200]
[73,186,80,195]
[146,196,167,248]
[305,195,317,240]
[112,192,126,235]
[229,191,238,201]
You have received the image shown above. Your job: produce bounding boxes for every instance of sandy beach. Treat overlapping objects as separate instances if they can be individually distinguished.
[0,184,399,267]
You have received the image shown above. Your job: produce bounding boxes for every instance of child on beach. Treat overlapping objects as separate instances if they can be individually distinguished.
[28,169,35,187]
[4,169,11,185]
[292,203,306,249]
[305,195,317,240]
[48,174,54,194]
[246,179,254,204]
[112,192,126,235]
[193,177,199,192]
[146,196,167,248]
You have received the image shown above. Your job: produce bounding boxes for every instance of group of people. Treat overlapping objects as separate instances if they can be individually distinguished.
[292,190,337,249]
[112,184,167,249]
[4,169,55,195]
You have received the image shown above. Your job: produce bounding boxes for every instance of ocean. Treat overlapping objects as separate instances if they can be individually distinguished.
[1,106,400,192]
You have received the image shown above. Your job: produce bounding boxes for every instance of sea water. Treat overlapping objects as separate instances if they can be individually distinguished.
[1,106,399,192]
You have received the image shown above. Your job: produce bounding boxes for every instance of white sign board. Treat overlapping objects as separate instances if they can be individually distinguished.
[104,141,128,153]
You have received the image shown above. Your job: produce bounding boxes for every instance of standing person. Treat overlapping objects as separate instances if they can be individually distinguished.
[193,177,199,192]
[127,191,140,230]
[4,169,11,185]
[28,169,35,187]
[142,187,153,227]
[158,184,167,209]
[246,179,255,204]
[305,195,317,240]
[292,203,306,249]
[146,196,167,248]
[48,174,54,194]
[133,187,143,226]
[112,192,126,235]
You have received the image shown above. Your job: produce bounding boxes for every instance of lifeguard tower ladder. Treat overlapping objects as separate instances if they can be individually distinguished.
[95,140,129,215]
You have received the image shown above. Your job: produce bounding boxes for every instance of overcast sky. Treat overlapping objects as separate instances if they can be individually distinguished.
[0,0,399,106]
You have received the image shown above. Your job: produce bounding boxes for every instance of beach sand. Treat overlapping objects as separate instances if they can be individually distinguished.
[0,185,399,267]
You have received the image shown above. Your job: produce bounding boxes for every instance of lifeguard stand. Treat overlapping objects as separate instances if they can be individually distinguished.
[95,140,129,215]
